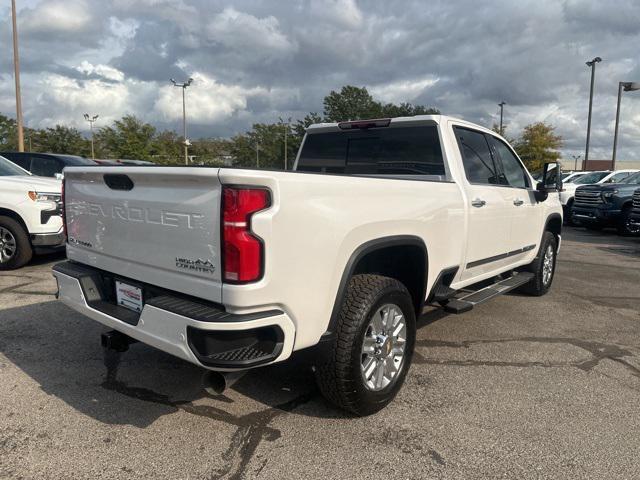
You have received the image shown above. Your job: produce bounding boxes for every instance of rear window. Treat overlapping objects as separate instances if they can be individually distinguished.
[296,126,445,178]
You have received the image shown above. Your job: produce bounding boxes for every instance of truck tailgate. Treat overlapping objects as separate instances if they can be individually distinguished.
[64,167,223,303]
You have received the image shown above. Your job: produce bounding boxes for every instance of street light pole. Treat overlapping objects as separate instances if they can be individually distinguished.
[584,57,602,166]
[571,155,581,171]
[171,78,193,165]
[498,101,506,135]
[612,81,640,170]
[83,114,99,159]
[11,0,24,152]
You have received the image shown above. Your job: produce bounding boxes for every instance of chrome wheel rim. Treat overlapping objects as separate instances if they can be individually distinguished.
[0,227,17,264]
[542,245,554,285]
[361,303,407,391]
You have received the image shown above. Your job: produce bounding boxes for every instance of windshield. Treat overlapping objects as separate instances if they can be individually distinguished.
[574,171,609,184]
[0,155,29,176]
[621,171,640,184]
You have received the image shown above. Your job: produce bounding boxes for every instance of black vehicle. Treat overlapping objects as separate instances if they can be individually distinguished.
[0,152,96,177]
[572,171,640,235]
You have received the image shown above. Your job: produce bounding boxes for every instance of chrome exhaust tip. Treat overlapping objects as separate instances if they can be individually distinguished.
[201,370,246,395]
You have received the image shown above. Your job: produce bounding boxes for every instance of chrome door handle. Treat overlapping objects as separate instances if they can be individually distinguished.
[513,198,524,206]
[471,199,486,208]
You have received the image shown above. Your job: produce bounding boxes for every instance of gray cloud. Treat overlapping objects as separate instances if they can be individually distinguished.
[1,0,639,160]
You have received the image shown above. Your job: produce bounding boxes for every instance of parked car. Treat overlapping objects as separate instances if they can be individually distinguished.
[0,155,63,269]
[629,188,640,232]
[562,171,588,183]
[53,115,562,415]
[572,171,640,235]
[1,152,96,178]
[560,169,638,224]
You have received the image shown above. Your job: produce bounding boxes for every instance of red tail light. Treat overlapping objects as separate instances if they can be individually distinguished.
[222,187,270,283]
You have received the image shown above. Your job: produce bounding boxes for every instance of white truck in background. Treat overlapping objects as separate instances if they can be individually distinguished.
[0,155,64,270]
[53,115,562,415]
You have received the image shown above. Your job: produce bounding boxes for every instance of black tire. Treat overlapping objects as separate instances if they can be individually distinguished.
[564,200,575,226]
[314,274,416,416]
[0,216,32,270]
[518,231,557,297]
[617,206,640,236]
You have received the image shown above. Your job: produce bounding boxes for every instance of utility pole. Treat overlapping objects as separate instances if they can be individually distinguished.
[612,81,640,170]
[84,114,99,159]
[11,0,24,152]
[498,101,506,135]
[171,78,193,165]
[280,116,291,170]
[584,57,601,165]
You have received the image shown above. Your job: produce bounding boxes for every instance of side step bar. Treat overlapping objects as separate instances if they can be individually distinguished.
[440,272,534,314]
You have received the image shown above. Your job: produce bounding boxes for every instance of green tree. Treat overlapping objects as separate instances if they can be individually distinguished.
[0,113,18,150]
[31,125,90,156]
[514,122,563,171]
[190,138,233,165]
[230,123,289,169]
[323,86,383,121]
[151,130,183,164]
[95,115,157,160]
[322,85,439,122]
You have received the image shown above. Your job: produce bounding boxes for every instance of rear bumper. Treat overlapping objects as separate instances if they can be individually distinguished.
[52,261,295,371]
[571,205,621,225]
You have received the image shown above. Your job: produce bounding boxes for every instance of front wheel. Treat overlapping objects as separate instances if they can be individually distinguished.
[314,274,416,416]
[0,216,32,271]
[518,231,557,297]
[617,207,640,236]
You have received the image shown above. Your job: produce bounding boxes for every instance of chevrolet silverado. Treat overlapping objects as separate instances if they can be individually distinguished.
[53,115,562,415]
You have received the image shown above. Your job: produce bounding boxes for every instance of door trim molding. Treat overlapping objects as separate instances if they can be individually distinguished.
[466,244,536,269]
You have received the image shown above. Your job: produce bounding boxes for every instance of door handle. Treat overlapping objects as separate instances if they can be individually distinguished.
[471,199,486,208]
[513,198,524,206]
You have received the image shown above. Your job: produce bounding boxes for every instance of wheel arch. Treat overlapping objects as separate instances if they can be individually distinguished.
[324,235,428,337]
[544,213,562,242]
[0,208,29,236]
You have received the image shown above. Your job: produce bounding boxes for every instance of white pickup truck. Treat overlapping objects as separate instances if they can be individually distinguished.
[53,115,562,415]
[0,155,64,270]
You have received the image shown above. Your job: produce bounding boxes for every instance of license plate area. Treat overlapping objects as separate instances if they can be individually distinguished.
[115,280,144,313]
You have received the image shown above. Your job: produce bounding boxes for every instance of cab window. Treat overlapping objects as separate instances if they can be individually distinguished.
[454,127,501,185]
[490,137,530,188]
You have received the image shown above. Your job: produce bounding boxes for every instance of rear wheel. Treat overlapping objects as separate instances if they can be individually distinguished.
[314,274,416,416]
[0,216,32,270]
[519,231,557,296]
[617,206,640,236]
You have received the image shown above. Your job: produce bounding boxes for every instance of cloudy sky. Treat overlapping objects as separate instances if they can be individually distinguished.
[1,0,640,161]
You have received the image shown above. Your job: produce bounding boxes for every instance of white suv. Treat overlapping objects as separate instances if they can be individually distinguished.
[0,155,63,269]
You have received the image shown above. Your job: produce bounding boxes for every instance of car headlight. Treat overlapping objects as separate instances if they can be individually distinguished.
[28,191,61,204]
[602,190,618,200]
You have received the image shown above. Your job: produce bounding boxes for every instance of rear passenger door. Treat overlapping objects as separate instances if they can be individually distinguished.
[488,136,541,255]
[453,126,513,281]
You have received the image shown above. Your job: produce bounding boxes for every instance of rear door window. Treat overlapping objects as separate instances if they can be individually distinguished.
[454,127,501,185]
[297,126,445,177]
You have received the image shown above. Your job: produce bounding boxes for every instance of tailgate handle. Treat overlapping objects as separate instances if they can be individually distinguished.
[104,174,134,191]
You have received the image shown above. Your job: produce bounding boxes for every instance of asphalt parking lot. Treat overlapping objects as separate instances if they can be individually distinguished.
[1,227,639,479]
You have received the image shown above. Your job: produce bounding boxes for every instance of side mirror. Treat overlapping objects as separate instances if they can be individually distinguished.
[534,182,549,202]
[541,162,562,191]
[54,172,64,180]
